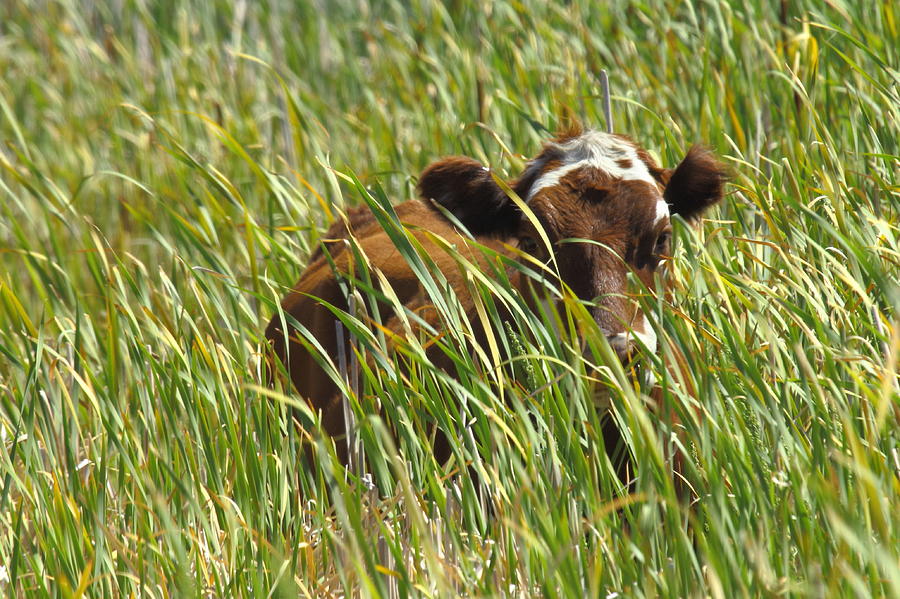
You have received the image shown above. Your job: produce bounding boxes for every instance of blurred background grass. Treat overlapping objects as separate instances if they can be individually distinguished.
[0,0,897,597]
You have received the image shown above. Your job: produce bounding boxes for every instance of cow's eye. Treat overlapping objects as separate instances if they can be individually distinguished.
[654,231,671,256]
[520,236,539,254]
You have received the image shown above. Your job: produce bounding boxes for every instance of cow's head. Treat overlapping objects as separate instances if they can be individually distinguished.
[418,127,727,361]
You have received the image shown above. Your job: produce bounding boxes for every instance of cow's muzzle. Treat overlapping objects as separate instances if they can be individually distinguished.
[605,332,636,364]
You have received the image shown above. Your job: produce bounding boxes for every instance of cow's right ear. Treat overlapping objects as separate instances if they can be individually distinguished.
[418,157,520,236]
[663,146,728,223]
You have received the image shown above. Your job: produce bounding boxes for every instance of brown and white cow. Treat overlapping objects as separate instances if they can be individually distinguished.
[265,125,726,468]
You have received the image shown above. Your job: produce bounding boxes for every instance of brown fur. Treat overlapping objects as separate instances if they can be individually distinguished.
[266,129,727,473]
[664,146,729,221]
[265,199,516,465]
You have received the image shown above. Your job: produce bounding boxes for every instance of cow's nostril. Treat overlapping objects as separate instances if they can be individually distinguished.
[605,333,634,363]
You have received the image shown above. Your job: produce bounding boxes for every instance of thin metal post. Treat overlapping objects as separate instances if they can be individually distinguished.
[600,69,613,133]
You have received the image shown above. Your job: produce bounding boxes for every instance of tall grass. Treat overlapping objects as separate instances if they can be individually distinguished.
[1,0,897,596]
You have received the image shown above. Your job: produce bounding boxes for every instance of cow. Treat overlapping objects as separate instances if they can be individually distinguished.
[265,124,727,473]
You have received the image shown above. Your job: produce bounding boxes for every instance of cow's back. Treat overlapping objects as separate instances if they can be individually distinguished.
[265,198,514,454]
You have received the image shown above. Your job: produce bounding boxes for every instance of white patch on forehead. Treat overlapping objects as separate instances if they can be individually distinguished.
[526,130,658,202]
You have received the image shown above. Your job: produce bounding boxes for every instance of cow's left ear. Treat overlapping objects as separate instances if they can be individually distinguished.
[662,146,728,222]
[418,157,519,236]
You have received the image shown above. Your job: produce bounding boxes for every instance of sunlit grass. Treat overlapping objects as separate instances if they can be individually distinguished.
[1,0,897,596]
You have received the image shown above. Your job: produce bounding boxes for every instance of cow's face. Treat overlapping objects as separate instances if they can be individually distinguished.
[418,128,727,360]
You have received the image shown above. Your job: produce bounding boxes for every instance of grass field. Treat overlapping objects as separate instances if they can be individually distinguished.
[1,0,898,597]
